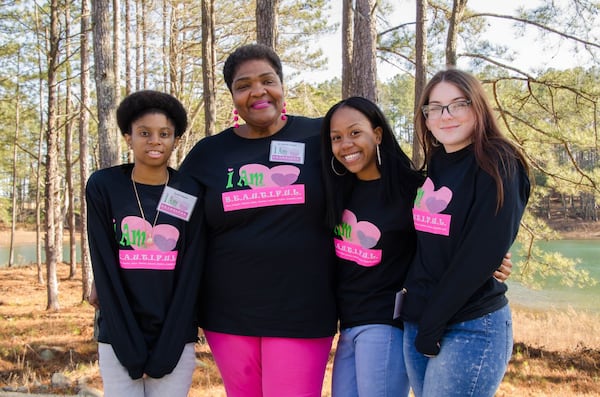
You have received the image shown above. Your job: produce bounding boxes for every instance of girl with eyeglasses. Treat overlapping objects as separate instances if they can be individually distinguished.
[320,96,515,397]
[401,69,531,397]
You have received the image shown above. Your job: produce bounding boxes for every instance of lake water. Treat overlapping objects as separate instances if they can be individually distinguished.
[507,240,599,313]
[1,240,598,312]
[0,243,81,267]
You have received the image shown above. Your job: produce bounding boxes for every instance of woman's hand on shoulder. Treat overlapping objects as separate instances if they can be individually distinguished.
[493,252,512,283]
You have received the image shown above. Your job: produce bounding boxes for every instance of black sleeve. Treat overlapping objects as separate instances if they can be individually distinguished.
[178,141,202,179]
[415,164,530,356]
[86,173,147,379]
[144,185,206,377]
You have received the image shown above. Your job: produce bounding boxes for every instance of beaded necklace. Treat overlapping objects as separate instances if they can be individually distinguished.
[131,167,169,245]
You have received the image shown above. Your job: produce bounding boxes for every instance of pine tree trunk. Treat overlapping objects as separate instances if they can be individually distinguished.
[413,0,428,168]
[45,0,61,311]
[446,0,468,67]
[350,0,377,101]
[9,55,21,268]
[33,5,45,285]
[341,0,353,99]
[135,0,142,91]
[113,0,122,162]
[65,5,77,278]
[142,0,148,89]
[125,0,133,96]
[92,0,119,168]
[256,0,279,48]
[202,0,217,137]
[80,0,93,303]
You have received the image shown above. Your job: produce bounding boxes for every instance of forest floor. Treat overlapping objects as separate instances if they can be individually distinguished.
[1,265,599,397]
[1,221,599,396]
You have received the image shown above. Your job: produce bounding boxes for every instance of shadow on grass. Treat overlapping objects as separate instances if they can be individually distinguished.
[512,341,599,373]
[505,342,600,394]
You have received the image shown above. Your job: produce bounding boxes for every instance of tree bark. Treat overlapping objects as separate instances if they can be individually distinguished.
[446,0,468,67]
[33,5,45,284]
[202,0,216,137]
[113,0,122,162]
[45,0,61,311]
[9,52,21,268]
[350,0,377,101]
[125,0,133,96]
[168,4,179,95]
[80,0,93,302]
[256,0,279,48]
[341,0,353,99]
[135,0,142,91]
[141,0,148,89]
[65,4,77,278]
[162,0,169,93]
[92,0,119,168]
[413,0,428,168]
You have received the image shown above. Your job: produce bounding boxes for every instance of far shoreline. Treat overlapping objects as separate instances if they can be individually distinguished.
[545,219,600,240]
[0,229,81,247]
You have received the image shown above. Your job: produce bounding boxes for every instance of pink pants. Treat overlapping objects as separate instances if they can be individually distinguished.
[204,331,333,397]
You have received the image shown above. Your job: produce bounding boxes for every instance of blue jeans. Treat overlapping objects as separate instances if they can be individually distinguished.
[403,305,513,397]
[332,324,409,397]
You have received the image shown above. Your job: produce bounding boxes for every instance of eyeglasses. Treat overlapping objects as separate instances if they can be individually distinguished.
[422,100,472,120]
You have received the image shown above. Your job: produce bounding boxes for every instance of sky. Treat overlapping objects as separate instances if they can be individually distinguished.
[296,0,595,84]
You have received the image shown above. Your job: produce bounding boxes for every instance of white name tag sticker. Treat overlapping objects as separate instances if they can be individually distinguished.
[269,140,305,164]
[158,186,198,221]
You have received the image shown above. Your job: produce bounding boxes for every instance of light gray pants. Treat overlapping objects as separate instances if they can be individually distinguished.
[98,342,196,397]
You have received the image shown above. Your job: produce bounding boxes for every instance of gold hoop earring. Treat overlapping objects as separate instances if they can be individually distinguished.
[331,156,347,176]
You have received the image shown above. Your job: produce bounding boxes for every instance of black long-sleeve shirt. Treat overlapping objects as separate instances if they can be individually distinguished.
[179,116,337,338]
[335,178,416,330]
[401,145,530,356]
[86,164,205,379]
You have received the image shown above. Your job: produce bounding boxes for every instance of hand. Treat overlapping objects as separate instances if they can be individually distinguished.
[415,332,441,357]
[88,281,100,310]
[493,252,512,283]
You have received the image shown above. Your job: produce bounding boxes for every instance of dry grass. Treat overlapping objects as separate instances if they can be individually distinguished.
[497,306,600,396]
[1,265,599,396]
[512,305,600,351]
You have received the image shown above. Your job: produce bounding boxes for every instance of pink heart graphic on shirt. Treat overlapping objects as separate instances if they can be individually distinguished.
[122,216,179,251]
[425,197,449,214]
[271,173,298,187]
[357,230,378,248]
[416,178,452,214]
[122,216,151,249]
[151,224,179,251]
[240,164,300,188]
[341,210,381,249]
[153,234,178,252]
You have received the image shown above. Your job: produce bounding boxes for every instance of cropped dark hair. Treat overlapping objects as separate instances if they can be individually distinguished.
[223,43,284,92]
[116,90,188,137]
[320,96,425,229]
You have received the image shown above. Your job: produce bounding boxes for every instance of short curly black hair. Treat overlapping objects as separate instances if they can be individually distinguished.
[116,90,188,137]
[223,43,283,92]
